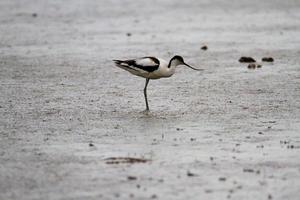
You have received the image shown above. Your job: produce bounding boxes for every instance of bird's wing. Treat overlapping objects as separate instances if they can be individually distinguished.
[114,57,160,73]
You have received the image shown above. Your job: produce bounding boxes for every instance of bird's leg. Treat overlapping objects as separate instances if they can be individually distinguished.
[144,78,150,111]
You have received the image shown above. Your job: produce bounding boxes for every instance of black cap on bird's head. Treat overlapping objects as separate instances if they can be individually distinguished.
[170,55,202,71]
[171,55,184,63]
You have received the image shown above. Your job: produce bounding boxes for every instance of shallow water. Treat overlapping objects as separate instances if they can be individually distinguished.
[1,0,300,199]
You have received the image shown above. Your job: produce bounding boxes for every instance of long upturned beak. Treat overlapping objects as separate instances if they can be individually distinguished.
[184,63,203,71]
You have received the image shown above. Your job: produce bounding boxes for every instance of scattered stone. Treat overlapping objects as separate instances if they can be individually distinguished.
[268,194,273,200]
[257,64,262,68]
[190,138,196,141]
[187,171,197,177]
[151,194,158,199]
[201,45,208,50]
[248,63,256,69]
[239,56,256,63]
[32,13,37,17]
[262,57,274,62]
[243,168,260,174]
[280,140,289,144]
[126,33,132,37]
[243,168,255,173]
[127,176,137,180]
[219,177,227,181]
[258,132,263,135]
[89,143,94,147]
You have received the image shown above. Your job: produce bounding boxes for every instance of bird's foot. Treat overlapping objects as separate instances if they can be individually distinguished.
[140,109,150,115]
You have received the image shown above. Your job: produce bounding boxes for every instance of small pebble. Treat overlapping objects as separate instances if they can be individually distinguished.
[243,168,254,173]
[89,143,94,147]
[248,63,256,69]
[239,56,256,63]
[201,45,208,50]
[127,176,137,180]
[262,57,274,62]
[187,171,197,177]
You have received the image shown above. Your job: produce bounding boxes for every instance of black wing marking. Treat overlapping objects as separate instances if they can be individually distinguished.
[113,59,139,72]
[114,57,160,73]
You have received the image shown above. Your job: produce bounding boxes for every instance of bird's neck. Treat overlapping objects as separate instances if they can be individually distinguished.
[168,59,180,68]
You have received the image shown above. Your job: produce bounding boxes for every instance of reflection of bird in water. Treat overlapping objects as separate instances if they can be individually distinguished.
[113,55,203,111]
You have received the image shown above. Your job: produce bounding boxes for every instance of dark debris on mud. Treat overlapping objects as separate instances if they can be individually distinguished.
[262,57,274,62]
[239,56,256,63]
[247,63,262,69]
[127,176,137,180]
[105,157,150,164]
[201,45,208,50]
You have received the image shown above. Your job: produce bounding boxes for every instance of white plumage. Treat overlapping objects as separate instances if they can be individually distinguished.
[113,55,202,111]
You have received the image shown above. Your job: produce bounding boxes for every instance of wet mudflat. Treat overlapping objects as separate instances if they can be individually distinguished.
[0,0,300,199]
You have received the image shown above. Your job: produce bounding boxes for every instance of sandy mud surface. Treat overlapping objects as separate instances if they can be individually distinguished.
[1,0,300,199]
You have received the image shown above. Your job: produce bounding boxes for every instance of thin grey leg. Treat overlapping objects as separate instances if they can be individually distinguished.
[144,78,150,110]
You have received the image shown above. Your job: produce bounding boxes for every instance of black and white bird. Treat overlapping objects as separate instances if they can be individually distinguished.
[113,55,203,111]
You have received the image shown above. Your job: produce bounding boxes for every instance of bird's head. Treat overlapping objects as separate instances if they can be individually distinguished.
[169,55,202,71]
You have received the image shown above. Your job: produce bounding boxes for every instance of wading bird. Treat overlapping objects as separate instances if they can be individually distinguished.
[113,55,202,111]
